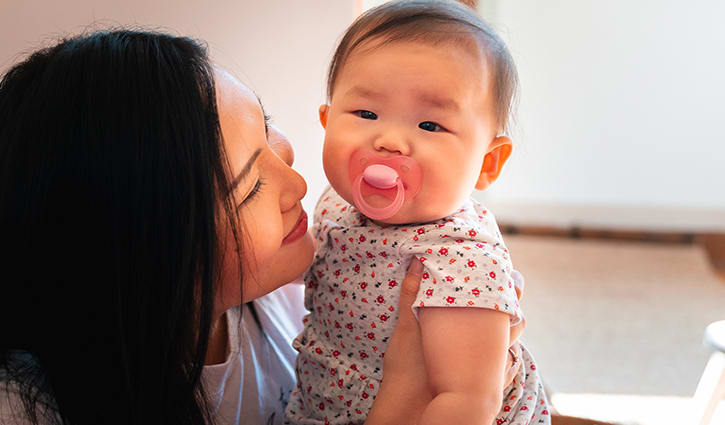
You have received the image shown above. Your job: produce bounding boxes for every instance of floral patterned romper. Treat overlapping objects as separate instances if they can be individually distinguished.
[285,186,550,425]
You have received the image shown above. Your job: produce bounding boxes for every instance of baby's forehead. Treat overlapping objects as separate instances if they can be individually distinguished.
[340,38,495,110]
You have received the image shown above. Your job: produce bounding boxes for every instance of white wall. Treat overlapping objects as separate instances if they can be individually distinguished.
[477,0,725,227]
[3,0,724,230]
[0,0,353,214]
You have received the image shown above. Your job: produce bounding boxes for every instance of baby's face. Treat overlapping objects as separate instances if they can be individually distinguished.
[321,40,503,224]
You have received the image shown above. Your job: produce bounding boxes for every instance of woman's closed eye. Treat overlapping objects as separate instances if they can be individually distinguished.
[354,110,377,120]
[418,121,446,132]
[238,178,265,208]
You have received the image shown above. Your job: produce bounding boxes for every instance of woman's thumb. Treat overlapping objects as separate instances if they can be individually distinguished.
[398,258,423,322]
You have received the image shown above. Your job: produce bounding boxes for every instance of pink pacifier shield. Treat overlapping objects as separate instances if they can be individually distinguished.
[348,150,423,220]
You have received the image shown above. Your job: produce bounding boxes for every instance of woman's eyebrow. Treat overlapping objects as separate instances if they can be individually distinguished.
[229,148,262,193]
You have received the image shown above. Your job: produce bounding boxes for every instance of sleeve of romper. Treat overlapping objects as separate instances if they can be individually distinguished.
[401,205,523,326]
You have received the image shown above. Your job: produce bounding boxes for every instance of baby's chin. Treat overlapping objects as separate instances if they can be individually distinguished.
[364,196,453,226]
[334,185,453,226]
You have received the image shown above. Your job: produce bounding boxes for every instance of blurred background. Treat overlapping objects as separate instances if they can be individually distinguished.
[2,1,724,424]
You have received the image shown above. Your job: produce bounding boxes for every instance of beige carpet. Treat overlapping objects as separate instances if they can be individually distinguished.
[505,235,725,423]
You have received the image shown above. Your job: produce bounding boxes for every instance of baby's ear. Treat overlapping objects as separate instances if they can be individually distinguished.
[475,136,512,190]
[318,104,329,129]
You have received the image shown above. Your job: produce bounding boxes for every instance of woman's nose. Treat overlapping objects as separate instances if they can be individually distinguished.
[279,165,307,212]
[268,128,306,212]
[372,130,411,156]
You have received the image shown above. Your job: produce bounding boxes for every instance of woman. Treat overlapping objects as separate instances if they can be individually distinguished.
[0,30,520,424]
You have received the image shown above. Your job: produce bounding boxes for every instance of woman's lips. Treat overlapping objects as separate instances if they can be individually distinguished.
[282,210,308,245]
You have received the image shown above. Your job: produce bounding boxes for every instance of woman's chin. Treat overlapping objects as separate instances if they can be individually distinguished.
[280,231,316,283]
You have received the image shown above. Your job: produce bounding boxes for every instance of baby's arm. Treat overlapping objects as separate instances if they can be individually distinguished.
[418,307,510,425]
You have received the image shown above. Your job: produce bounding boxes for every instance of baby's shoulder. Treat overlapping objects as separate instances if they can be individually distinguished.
[425,198,503,240]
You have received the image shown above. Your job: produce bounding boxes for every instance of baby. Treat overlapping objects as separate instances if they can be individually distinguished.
[286,1,549,424]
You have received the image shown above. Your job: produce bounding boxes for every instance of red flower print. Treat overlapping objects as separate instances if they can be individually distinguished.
[338,379,343,387]
[380,251,387,258]
[504,406,511,412]
[360,282,367,290]
[468,230,477,237]
[425,288,433,296]
[333,350,340,357]
[438,248,448,255]
[471,288,480,296]
[422,272,430,279]
[446,296,455,304]
[341,245,347,252]
[318,402,325,410]
[379,314,389,321]
[366,251,374,258]
[521,406,528,411]
[456,239,464,243]
[359,235,366,242]
[315,348,323,354]
[467,260,476,267]
[530,364,537,370]
[334,269,341,277]
[445,276,454,282]
[346,323,353,330]
[542,410,549,415]
[360,352,368,359]
[489,271,496,279]
[417,228,425,234]
[341,290,347,297]
[376,295,385,304]
[497,420,504,425]
[367,332,375,340]
[476,243,484,248]
[362,392,369,399]
[388,280,397,288]
[353,265,360,273]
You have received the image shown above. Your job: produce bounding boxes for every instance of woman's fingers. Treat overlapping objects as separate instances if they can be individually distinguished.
[367,258,430,425]
[395,258,423,330]
[503,342,523,387]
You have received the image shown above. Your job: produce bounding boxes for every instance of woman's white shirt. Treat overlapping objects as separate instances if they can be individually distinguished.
[0,283,307,425]
[203,283,306,425]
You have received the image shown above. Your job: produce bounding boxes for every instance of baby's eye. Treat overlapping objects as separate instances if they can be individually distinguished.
[418,121,444,132]
[355,110,378,120]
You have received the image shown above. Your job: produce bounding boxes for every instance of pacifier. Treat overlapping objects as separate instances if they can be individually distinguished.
[348,150,423,220]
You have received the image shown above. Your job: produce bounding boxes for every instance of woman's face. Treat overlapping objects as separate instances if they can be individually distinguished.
[215,68,315,312]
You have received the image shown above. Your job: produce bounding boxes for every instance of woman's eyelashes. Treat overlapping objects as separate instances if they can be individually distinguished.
[238,178,265,208]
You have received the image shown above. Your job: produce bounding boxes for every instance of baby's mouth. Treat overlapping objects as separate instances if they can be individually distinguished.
[347,151,423,220]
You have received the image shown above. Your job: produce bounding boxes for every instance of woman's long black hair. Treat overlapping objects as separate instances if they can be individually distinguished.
[0,30,242,424]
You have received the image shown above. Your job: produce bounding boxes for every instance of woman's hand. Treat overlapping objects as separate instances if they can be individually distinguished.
[365,259,432,425]
[364,260,524,425]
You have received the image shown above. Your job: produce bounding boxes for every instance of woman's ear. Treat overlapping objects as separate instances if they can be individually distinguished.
[475,136,513,190]
[318,104,329,129]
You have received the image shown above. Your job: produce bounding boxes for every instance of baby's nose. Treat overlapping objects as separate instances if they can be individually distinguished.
[373,131,410,156]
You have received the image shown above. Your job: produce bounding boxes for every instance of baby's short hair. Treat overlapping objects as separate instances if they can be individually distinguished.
[327,0,518,135]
